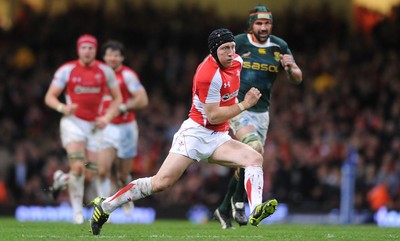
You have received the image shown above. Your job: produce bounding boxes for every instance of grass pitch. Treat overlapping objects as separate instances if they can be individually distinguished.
[0,218,398,241]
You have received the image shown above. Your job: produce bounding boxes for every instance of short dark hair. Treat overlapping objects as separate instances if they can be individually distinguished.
[101,40,125,57]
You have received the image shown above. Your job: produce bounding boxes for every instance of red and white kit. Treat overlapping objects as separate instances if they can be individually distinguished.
[98,65,144,158]
[52,60,118,150]
[170,54,243,161]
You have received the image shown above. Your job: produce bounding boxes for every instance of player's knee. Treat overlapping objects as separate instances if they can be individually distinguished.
[70,163,85,176]
[97,168,108,179]
[243,150,263,167]
[118,174,127,184]
[241,132,264,154]
[151,175,174,193]
[118,169,130,180]
[67,152,86,174]
[98,162,112,176]
[253,152,264,166]
[67,151,85,162]
[249,140,264,154]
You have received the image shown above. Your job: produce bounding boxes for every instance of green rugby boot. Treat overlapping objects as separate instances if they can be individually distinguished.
[90,197,109,235]
[248,199,278,226]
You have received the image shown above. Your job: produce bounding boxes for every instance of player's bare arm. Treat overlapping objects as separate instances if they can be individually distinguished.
[202,87,262,125]
[279,54,302,84]
[44,83,77,115]
[96,86,122,129]
[122,87,149,113]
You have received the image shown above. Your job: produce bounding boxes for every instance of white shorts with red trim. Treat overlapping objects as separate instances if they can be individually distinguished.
[169,118,231,161]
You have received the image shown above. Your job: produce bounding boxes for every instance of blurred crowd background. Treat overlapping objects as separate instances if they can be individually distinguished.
[0,0,400,219]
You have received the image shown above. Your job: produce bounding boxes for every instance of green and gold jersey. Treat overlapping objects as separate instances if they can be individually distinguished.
[235,33,292,112]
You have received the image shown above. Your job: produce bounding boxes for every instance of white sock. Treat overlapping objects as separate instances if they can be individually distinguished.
[244,166,264,213]
[96,177,111,197]
[68,173,84,215]
[103,177,152,213]
[61,173,69,186]
[54,172,69,189]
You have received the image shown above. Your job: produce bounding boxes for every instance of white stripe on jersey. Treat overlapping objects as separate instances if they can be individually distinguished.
[205,70,223,104]
[98,63,118,89]
[52,64,76,89]
[122,69,143,93]
[193,66,223,127]
[246,34,280,48]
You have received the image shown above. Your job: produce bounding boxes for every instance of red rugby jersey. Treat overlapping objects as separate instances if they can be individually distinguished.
[100,65,143,124]
[52,60,117,121]
[189,54,243,132]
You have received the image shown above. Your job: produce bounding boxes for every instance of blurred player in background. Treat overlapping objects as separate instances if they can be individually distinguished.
[44,34,122,224]
[89,28,277,235]
[214,5,302,229]
[96,40,148,215]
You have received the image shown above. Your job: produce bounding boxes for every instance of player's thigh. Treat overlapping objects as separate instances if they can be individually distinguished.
[65,141,86,153]
[97,147,116,174]
[60,115,94,148]
[209,139,262,167]
[152,153,195,191]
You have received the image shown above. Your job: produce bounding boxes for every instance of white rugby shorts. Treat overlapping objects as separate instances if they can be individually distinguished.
[97,120,139,159]
[60,115,99,152]
[229,110,270,144]
[169,118,231,161]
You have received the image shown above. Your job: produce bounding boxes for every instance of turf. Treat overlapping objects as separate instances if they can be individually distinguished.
[0,218,399,241]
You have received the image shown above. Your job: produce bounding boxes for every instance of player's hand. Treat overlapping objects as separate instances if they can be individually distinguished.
[63,103,78,115]
[279,54,294,72]
[242,87,262,109]
[95,115,111,129]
